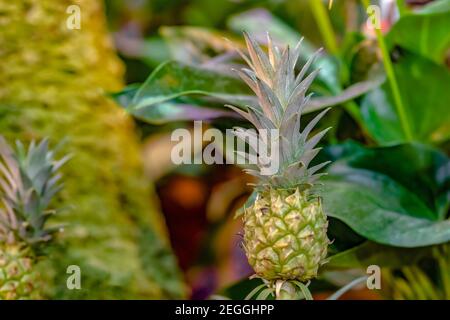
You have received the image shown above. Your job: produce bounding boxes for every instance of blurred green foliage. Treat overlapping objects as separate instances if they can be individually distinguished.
[0,0,185,299]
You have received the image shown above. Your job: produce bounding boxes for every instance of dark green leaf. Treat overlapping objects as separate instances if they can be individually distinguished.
[128,60,253,111]
[361,51,450,144]
[322,166,450,247]
[386,3,450,64]
[110,83,139,108]
[325,143,450,218]
[326,241,431,270]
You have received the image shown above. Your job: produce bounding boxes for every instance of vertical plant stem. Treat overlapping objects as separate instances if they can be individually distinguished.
[309,0,363,131]
[375,28,413,140]
[309,0,338,55]
[396,0,407,17]
[362,0,413,140]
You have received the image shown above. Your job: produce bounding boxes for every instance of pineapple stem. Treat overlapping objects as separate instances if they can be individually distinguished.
[362,0,413,141]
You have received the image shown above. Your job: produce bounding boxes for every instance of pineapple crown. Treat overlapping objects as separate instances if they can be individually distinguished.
[228,32,331,191]
[0,136,68,246]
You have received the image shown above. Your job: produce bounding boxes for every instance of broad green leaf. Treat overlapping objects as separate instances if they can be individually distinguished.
[318,140,367,163]
[129,60,253,111]
[112,83,238,124]
[325,143,450,219]
[141,37,172,67]
[320,142,450,248]
[327,218,366,254]
[110,83,139,108]
[386,1,450,64]
[321,166,450,247]
[326,241,431,270]
[361,51,450,144]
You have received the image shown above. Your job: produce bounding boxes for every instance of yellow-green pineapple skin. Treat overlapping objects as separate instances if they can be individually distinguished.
[0,244,40,300]
[243,189,329,281]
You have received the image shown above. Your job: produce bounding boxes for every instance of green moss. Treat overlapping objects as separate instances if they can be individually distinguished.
[0,0,185,299]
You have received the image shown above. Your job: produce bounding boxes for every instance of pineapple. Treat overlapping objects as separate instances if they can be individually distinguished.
[0,136,66,300]
[229,33,331,298]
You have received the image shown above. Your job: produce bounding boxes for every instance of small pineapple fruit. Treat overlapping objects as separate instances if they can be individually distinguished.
[0,136,67,300]
[229,33,331,295]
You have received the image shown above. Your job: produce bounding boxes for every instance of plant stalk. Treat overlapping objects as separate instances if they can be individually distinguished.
[309,0,338,55]
[362,0,413,141]
[309,0,364,130]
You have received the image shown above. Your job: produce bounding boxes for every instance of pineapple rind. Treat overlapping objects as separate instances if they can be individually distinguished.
[243,188,329,281]
[0,243,40,300]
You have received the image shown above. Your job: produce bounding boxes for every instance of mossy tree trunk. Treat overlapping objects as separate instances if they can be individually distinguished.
[0,0,185,299]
